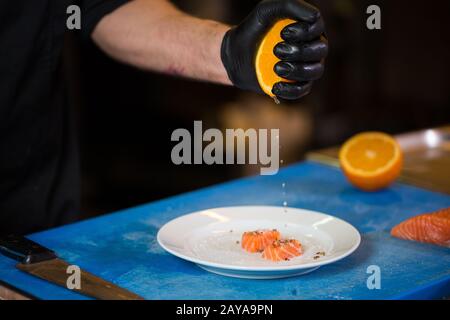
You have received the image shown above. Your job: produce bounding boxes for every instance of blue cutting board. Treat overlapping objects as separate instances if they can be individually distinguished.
[0,161,449,299]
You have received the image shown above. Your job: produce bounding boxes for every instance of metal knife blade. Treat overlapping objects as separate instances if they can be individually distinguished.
[17,259,143,300]
[0,235,143,300]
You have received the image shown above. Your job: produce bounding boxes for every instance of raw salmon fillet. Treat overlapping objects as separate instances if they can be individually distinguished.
[391,207,450,247]
[241,229,280,253]
[262,239,303,261]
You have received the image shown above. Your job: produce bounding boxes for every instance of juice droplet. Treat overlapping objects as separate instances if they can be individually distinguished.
[273,96,281,105]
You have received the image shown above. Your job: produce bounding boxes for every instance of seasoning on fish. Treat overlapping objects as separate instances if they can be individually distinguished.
[262,239,303,262]
[241,229,281,253]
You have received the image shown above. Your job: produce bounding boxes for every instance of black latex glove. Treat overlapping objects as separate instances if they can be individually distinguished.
[221,0,328,100]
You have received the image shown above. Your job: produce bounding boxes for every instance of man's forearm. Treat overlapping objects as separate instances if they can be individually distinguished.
[92,0,232,85]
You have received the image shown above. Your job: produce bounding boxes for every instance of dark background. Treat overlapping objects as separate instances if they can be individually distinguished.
[63,0,450,218]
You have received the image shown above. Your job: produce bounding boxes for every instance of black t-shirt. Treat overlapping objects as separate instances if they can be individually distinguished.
[0,0,128,235]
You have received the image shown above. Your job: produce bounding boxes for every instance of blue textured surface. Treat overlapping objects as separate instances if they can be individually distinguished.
[0,161,449,300]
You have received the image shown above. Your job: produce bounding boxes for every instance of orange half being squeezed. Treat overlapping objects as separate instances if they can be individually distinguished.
[255,19,296,98]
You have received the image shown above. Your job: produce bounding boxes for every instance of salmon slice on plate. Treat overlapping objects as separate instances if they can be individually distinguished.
[262,239,303,262]
[241,229,280,253]
[391,207,450,248]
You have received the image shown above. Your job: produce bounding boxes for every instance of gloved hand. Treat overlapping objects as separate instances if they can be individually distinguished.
[221,0,328,100]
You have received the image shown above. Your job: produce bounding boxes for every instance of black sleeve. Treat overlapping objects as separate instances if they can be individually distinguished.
[81,0,130,38]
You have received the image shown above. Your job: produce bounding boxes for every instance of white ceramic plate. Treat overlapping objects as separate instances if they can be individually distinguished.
[157,206,361,279]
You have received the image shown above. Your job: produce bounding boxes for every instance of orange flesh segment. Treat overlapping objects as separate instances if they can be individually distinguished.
[345,138,396,172]
[339,132,403,191]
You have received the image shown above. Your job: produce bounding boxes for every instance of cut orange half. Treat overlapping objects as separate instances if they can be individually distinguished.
[255,19,296,98]
[339,132,403,191]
